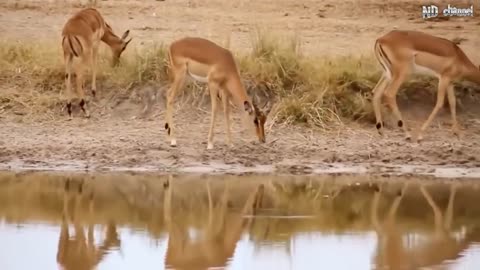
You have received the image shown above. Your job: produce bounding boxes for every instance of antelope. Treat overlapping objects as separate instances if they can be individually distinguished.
[163,177,264,269]
[57,179,121,270]
[164,37,272,150]
[371,182,473,270]
[62,8,132,118]
[372,30,480,142]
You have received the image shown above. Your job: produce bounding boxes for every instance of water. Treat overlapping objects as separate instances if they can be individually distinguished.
[1,171,480,270]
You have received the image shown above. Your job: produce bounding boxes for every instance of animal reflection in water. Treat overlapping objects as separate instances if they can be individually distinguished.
[56,179,121,270]
[371,182,480,270]
[163,178,264,269]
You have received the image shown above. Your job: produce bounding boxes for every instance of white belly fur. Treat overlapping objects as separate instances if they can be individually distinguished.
[187,70,208,83]
[412,63,439,78]
[412,51,441,78]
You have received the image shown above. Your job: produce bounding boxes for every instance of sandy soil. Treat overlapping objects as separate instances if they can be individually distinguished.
[1,0,480,176]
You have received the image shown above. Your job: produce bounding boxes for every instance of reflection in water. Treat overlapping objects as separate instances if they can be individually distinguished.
[370,182,476,270]
[57,179,121,270]
[164,178,265,269]
[0,172,480,270]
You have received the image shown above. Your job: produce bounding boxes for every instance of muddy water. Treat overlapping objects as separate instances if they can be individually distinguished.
[1,172,480,270]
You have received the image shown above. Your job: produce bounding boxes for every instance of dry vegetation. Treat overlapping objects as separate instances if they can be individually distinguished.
[1,26,479,126]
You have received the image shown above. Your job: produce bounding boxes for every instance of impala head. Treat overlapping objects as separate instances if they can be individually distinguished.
[111,30,132,66]
[243,98,273,143]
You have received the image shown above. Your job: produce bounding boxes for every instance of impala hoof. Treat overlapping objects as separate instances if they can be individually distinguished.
[207,143,214,150]
[452,127,460,138]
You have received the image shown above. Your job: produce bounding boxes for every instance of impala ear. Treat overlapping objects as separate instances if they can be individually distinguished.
[244,101,253,114]
[121,30,130,40]
[125,38,133,47]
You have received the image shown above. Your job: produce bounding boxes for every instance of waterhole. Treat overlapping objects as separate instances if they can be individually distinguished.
[1,171,480,270]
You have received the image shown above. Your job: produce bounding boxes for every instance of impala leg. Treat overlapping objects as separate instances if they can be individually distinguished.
[165,67,186,147]
[387,182,408,220]
[91,43,99,98]
[75,56,90,118]
[64,54,74,119]
[383,70,411,140]
[372,74,390,135]
[420,184,443,235]
[444,183,458,231]
[370,185,381,232]
[417,78,450,142]
[221,91,233,148]
[446,84,460,136]
[207,81,220,150]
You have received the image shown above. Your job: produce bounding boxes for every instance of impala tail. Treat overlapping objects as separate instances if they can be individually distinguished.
[62,34,83,58]
[373,39,393,82]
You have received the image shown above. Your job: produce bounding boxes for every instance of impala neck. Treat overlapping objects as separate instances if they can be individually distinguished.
[225,74,252,109]
[101,29,123,49]
[465,67,480,85]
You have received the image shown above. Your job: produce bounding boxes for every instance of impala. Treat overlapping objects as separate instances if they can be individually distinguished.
[62,8,132,118]
[164,37,272,149]
[371,30,480,142]
[371,182,472,270]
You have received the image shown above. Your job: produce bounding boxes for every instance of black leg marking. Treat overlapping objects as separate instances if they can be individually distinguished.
[79,99,87,114]
[92,89,96,98]
[66,102,72,116]
[165,123,171,135]
[65,179,70,191]
[397,120,403,128]
[65,74,68,80]
[78,181,83,193]
[376,122,382,130]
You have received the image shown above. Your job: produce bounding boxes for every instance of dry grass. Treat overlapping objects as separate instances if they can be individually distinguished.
[0,29,476,125]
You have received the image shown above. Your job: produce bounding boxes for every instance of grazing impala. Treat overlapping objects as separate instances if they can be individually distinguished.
[371,182,476,270]
[62,8,132,118]
[164,37,272,149]
[371,30,480,142]
[57,179,121,270]
[163,178,264,269]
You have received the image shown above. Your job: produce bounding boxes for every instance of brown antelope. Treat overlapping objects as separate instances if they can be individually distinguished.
[371,182,473,270]
[162,178,264,269]
[62,8,132,118]
[164,37,272,149]
[57,179,121,270]
[372,30,480,142]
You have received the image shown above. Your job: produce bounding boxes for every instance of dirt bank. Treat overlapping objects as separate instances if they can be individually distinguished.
[1,98,479,177]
